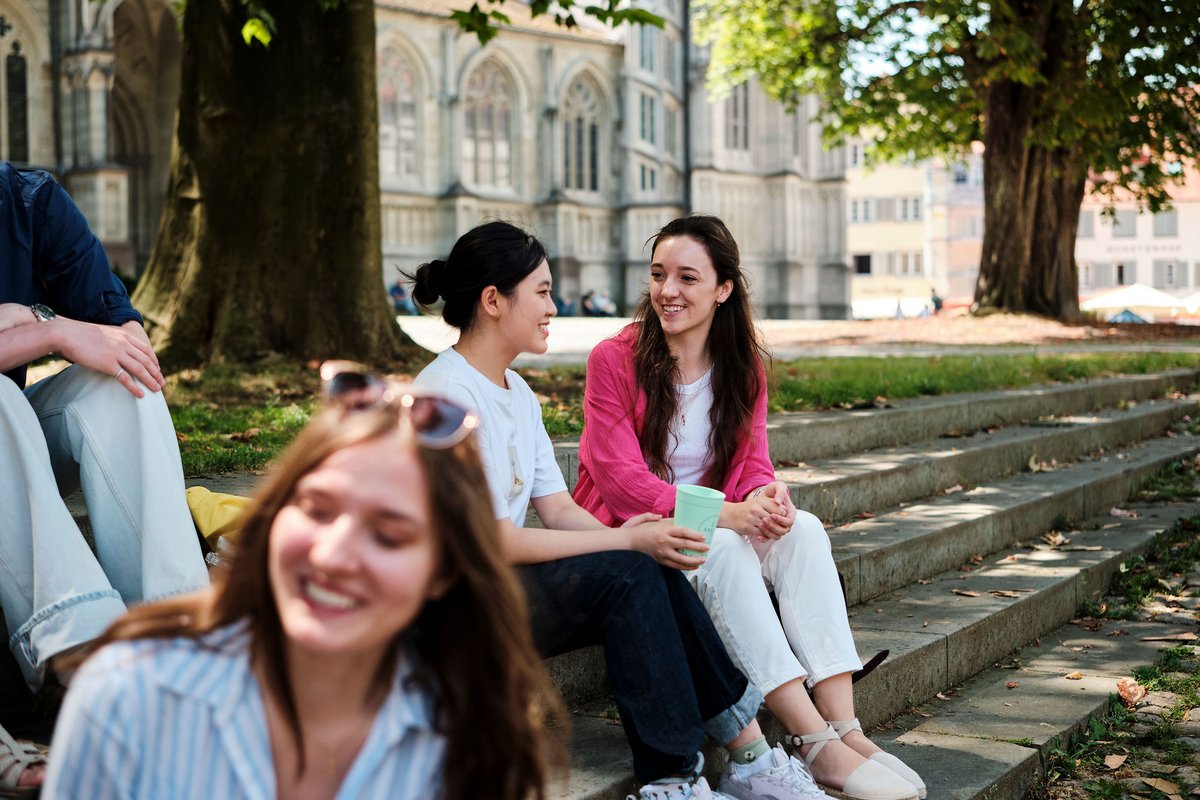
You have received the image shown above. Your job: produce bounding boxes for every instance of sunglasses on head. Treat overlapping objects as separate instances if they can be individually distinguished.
[318,360,478,449]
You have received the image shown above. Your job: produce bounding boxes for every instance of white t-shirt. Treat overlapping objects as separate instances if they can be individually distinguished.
[667,369,714,486]
[414,347,566,523]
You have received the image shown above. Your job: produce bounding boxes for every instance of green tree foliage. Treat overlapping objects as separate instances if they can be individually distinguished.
[694,0,1200,318]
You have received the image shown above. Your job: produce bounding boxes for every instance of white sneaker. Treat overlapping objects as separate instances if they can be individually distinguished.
[719,745,832,800]
[629,775,736,799]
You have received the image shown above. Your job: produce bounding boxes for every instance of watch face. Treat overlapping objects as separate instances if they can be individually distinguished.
[31,303,56,321]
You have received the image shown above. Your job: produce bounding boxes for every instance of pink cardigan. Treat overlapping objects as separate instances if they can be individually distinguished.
[573,324,776,525]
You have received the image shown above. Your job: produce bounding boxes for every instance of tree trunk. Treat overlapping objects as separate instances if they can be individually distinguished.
[132,0,409,367]
[973,0,1084,321]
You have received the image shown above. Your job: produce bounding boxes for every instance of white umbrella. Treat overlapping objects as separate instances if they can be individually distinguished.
[1081,283,1184,312]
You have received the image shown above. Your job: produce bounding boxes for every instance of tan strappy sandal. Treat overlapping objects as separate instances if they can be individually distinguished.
[786,723,917,800]
[0,723,45,798]
[829,718,926,799]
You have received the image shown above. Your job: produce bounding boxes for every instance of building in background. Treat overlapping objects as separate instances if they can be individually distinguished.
[11,0,848,318]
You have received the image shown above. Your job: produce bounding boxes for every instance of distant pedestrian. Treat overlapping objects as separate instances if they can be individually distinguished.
[930,289,943,316]
[389,279,418,315]
[44,383,561,800]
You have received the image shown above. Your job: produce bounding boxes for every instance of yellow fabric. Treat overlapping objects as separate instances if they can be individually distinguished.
[186,486,251,550]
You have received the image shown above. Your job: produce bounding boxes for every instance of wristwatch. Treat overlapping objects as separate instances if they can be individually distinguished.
[29,303,56,322]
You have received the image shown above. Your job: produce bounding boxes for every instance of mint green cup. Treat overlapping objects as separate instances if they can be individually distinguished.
[675,484,726,557]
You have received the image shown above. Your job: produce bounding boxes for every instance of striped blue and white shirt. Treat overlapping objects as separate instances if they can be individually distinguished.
[42,623,446,800]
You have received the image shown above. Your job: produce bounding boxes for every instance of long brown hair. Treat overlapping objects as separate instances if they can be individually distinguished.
[632,215,770,489]
[85,404,564,800]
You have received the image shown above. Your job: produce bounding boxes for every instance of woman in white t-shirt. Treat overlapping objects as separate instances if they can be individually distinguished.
[412,221,827,800]
[574,215,925,800]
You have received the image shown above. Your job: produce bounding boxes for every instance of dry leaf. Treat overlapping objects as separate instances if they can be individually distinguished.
[1117,678,1147,706]
[227,427,261,443]
[777,459,801,468]
[918,578,933,585]
[854,511,875,519]
[952,589,981,597]
[922,620,929,627]
[1044,531,1070,546]
[1028,455,1042,472]
[1108,629,1128,637]
[1143,778,1180,795]
[1060,545,1104,551]
[944,484,964,494]
[1141,632,1198,642]
[1104,754,1127,770]
[1064,671,1083,680]
[989,590,1023,599]
[1110,507,1140,518]
[175,431,189,442]
[1006,681,1020,689]
[936,692,952,700]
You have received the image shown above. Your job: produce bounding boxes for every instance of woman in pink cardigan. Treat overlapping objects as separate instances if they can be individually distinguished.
[574,216,924,800]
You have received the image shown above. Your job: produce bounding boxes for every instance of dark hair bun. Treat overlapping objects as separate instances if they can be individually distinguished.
[411,259,446,306]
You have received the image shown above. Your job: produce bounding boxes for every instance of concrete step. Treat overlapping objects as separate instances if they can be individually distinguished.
[548,494,1200,799]
[866,613,1197,798]
[765,369,1197,464]
[543,432,1200,708]
[782,395,1197,524]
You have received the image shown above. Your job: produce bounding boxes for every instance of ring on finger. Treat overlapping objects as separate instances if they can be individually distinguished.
[114,367,126,380]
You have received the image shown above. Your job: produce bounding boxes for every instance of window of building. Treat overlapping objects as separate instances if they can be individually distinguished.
[848,142,861,168]
[0,15,28,164]
[849,199,859,223]
[853,254,871,275]
[638,24,656,73]
[1116,263,1127,285]
[911,197,922,221]
[1112,209,1137,238]
[1079,262,1092,288]
[1154,208,1178,237]
[378,47,419,180]
[562,77,603,192]
[952,165,968,184]
[860,198,874,223]
[639,92,656,145]
[792,112,805,159]
[1077,209,1094,238]
[462,63,514,189]
[724,82,750,151]
[664,33,679,89]
[664,105,678,157]
[639,163,657,192]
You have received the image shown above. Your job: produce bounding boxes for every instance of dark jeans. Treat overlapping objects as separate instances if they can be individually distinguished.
[519,550,760,783]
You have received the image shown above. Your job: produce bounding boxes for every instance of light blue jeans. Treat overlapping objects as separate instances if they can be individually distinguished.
[0,366,208,689]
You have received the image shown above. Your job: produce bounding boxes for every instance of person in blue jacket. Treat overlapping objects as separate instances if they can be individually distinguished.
[0,163,207,795]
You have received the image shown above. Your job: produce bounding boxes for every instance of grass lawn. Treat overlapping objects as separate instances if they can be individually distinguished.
[169,351,1200,477]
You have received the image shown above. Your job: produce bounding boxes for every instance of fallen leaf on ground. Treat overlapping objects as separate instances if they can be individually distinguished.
[936,692,953,700]
[176,431,189,442]
[1107,629,1128,636]
[1006,681,1020,689]
[951,589,980,597]
[1143,778,1180,795]
[1140,632,1198,642]
[989,590,1025,599]
[1064,671,1084,680]
[1104,754,1127,770]
[1117,678,1147,706]
[918,578,933,585]
[227,427,261,442]
[944,484,964,494]
[1028,455,1043,472]
[1110,507,1140,518]
[1044,531,1071,546]
[776,459,801,468]
[854,511,875,519]
[1060,545,1104,551]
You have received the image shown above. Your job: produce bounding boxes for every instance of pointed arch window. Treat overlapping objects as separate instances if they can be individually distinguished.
[463,64,514,189]
[378,46,418,180]
[562,77,602,193]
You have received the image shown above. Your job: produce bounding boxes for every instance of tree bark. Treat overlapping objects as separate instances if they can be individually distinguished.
[973,0,1084,321]
[132,0,409,367]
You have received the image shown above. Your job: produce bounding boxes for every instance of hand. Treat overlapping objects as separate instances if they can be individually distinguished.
[754,481,797,540]
[621,513,708,570]
[0,303,36,332]
[53,318,164,397]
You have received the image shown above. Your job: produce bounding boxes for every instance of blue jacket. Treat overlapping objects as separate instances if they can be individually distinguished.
[0,163,141,388]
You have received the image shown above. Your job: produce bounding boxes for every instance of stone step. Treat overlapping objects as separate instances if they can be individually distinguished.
[783,395,1197,524]
[548,493,1200,799]
[544,431,1200,708]
[765,368,1197,464]
[544,369,1196,497]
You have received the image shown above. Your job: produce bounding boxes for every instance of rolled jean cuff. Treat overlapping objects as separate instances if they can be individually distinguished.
[806,657,865,689]
[10,588,126,690]
[702,682,763,744]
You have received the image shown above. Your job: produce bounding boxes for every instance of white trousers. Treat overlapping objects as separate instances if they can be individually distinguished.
[0,366,208,689]
[685,510,862,695]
